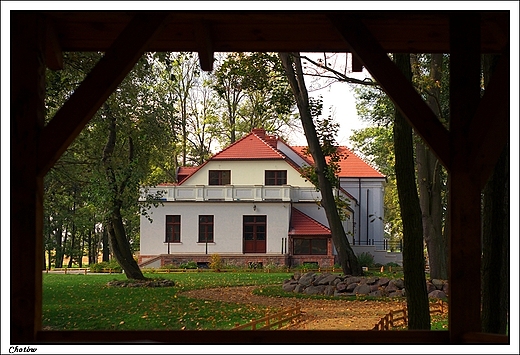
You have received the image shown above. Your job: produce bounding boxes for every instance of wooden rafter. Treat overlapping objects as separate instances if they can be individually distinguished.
[37,11,170,176]
[194,20,215,71]
[45,18,63,70]
[327,13,451,170]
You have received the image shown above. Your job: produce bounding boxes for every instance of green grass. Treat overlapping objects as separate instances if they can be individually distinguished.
[43,271,449,331]
[42,272,291,331]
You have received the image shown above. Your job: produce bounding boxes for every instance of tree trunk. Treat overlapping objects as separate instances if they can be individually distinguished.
[415,53,448,280]
[102,105,145,280]
[108,206,146,280]
[67,222,76,268]
[279,52,362,276]
[481,54,509,334]
[393,53,430,329]
[102,224,110,262]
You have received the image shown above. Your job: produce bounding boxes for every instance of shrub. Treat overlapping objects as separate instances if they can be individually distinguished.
[89,260,122,273]
[385,262,400,267]
[209,254,223,270]
[179,261,198,269]
[356,252,375,268]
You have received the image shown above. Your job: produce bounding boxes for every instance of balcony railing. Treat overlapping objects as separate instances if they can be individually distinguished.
[140,185,338,203]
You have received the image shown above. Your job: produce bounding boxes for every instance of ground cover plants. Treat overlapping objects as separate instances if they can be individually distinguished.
[43,269,447,331]
[42,272,290,331]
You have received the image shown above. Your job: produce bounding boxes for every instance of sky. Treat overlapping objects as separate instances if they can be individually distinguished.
[286,53,372,147]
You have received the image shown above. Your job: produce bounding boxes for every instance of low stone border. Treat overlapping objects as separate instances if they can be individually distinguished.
[107,278,175,288]
[282,272,448,299]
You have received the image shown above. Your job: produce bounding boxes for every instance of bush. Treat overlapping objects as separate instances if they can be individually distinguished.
[209,254,223,270]
[179,261,198,269]
[385,262,400,267]
[356,252,375,268]
[89,260,122,273]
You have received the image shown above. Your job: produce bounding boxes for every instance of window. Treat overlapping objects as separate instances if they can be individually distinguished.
[293,237,328,255]
[198,215,214,242]
[209,170,230,185]
[165,215,181,243]
[265,170,287,185]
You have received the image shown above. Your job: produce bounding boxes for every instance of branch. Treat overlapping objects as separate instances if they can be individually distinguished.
[297,54,379,86]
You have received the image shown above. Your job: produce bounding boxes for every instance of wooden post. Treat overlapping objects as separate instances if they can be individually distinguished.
[10,12,46,342]
[448,13,483,342]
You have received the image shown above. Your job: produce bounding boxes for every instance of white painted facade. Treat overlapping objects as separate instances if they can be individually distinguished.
[139,130,393,267]
[340,177,386,247]
[140,201,291,256]
[181,159,315,187]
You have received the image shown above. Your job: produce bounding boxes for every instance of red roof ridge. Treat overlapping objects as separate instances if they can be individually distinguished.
[211,130,286,160]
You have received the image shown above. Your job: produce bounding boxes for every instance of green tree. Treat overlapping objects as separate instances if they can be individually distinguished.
[45,52,176,279]
[279,52,362,276]
[411,53,448,280]
[212,52,296,145]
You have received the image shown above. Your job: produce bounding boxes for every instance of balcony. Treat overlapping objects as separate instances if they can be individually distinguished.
[140,185,335,203]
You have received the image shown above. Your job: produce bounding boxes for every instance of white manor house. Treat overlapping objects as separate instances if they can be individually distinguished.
[139,128,402,269]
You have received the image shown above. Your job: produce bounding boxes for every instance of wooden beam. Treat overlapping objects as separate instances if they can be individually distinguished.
[448,12,483,343]
[45,17,63,70]
[327,14,451,169]
[10,12,46,343]
[194,20,214,71]
[351,53,363,72]
[37,11,170,176]
[468,46,510,189]
[36,330,450,344]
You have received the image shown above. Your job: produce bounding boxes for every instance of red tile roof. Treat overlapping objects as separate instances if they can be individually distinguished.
[289,208,331,236]
[292,146,385,178]
[170,129,385,184]
[211,130,285,160]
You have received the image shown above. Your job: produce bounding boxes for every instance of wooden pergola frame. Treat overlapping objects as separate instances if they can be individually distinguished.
[10,10,511,345]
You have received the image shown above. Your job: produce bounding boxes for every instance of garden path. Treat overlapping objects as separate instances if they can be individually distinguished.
[181,285,407,330]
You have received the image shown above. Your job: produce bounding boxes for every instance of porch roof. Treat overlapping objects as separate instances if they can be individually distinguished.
[289,207,331,236]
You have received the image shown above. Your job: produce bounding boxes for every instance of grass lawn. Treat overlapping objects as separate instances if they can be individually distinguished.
[43,271,448,331]
[42,272,291,331]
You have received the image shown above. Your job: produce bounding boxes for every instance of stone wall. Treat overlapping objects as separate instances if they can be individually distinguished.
[282,272,449,299]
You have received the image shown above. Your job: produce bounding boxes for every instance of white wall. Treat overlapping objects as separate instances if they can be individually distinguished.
[340,178,386,245]
[182,160,314,187]
[140,201,291,256]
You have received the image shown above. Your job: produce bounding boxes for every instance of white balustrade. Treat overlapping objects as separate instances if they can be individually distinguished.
[140,185,325,203]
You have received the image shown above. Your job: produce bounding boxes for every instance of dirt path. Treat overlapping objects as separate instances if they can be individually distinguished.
[181,285,407,330]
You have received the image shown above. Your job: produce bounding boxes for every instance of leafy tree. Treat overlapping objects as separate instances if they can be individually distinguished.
[279,52,362,276]
[212,52,297,145]
[411,53,448,280]
[45,52,176,279]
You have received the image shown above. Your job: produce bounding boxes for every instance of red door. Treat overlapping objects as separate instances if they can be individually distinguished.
[243,216,266,253]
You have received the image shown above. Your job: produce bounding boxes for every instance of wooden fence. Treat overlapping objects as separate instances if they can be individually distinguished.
[232,306,302,330]
[46,268,122,274]
[372,300,447,330]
